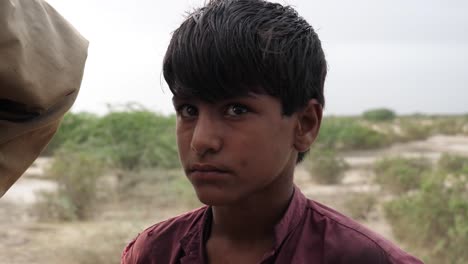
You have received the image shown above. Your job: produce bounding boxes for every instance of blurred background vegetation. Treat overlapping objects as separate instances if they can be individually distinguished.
[3,108,466,264]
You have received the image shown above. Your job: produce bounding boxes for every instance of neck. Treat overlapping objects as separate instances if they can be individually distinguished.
[210,174,294,242]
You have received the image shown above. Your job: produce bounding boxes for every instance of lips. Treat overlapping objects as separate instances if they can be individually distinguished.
[187,163,230,181]
[189,163,228,172]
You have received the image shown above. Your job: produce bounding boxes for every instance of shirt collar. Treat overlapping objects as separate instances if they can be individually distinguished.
[179,207,212,263]
[272,185,307,249]
[179,186,307,261]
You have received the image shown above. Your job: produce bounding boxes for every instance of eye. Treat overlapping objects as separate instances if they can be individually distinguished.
[176,104,198,118]
[225,104,249,117]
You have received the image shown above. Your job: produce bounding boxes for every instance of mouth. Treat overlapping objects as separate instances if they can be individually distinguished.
[189,163,228,172]
[187,163,230,181]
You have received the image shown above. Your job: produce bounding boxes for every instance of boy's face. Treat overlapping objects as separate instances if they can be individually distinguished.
[173,93,300,206]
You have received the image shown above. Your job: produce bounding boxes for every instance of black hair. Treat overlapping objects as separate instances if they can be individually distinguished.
[163,0,327,163]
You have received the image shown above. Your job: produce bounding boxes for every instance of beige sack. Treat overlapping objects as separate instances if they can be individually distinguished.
[0,0,89,197]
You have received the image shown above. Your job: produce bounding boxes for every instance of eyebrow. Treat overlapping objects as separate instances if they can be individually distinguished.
[171,96,193,106]
[171,92,263,110]
[172,93,259,102]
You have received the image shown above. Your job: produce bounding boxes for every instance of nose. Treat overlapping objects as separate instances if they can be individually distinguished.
[190,114,223,157]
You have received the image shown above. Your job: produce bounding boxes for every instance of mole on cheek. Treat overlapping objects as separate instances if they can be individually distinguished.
[240,159,248,168]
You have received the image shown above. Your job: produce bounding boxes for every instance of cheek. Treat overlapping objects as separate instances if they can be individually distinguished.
[176,128,192,160]
[259,126,295,169]
[236,136,285,174]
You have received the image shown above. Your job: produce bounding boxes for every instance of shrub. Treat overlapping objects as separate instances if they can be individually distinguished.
[429,116,468,135]
[344,192,378,221]
[305,148,348,184]
[378,154,468,263]
[117,169,200,210]
[43,112,100,155]
[94,111,179,170]
[43,110,180,170]
[374,157,431,194]
[33,148,105,221]
[384,172,468,263]
[397,119,431,141]
[362,108,396,122]
[438,153,468,174]
[317,117,389,150]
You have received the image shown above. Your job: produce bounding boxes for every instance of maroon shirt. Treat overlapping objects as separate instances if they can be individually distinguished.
[122,187,423,263]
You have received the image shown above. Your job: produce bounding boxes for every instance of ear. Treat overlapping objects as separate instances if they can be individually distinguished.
[293,99,323,152]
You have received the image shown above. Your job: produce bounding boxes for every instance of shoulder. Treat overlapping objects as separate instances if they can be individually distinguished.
[121,206,207,264]
[305,200,423,264]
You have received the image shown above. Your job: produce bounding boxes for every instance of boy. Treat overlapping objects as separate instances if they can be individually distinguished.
[122,0,423,263]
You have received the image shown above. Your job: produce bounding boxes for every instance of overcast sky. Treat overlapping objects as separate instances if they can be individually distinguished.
[46,0,468,116]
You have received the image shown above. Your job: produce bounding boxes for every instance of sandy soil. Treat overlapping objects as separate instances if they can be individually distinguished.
[1,135,468,263]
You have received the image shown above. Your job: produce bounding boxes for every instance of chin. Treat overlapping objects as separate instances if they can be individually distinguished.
[193,185,236,206]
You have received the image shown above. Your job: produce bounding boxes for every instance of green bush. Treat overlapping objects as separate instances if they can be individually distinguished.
[317,117,389,150]
[429,116,468,135]
[305,148,348,184]
[94,111,178,170]
[438,153,468,174]
[377,155,468,263]
[44,110,180,170]
[344,192,378,221]
[384,172,468,263]
[374,157,431,194]
[43,112,100,155]
[33,149,105,221]
[397,119,432,141]
[118,169,200,210]
[362,108,396,122]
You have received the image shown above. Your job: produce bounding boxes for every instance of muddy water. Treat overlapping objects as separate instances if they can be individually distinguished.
[1,178,56,204]
[0,158,56,204]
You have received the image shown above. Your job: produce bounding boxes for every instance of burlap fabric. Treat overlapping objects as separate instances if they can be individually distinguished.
[0,0,89,197]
